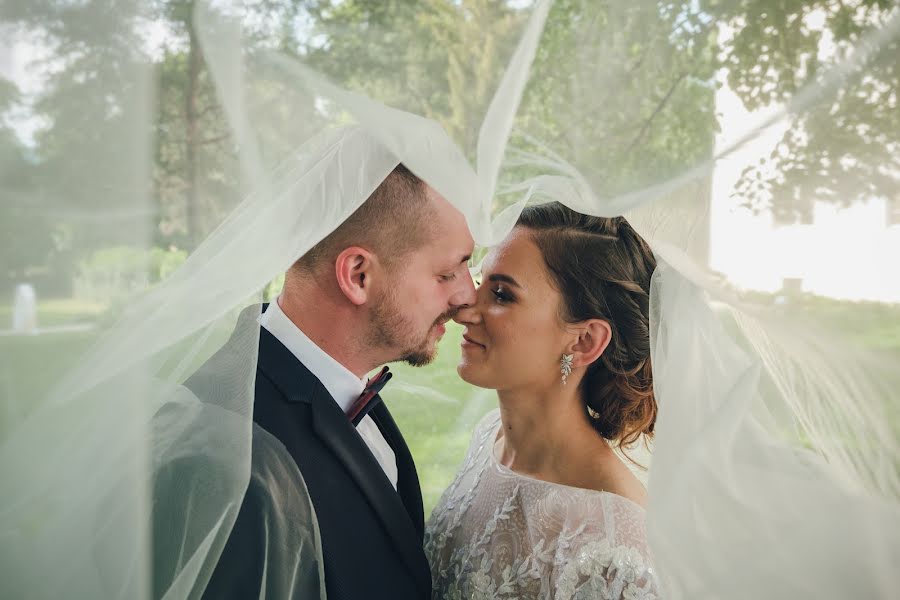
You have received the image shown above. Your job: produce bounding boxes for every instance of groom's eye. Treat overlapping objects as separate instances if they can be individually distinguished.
[439,273,457,282]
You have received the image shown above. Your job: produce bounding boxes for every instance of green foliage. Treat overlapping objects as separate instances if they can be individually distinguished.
[703,0,900,221]
[152,245,190,281]
[73,245,187,303]
[300,0,720,210]
[4,0,895,285]
[301,0,527,157]
[3,0,305,257]
[264,273,286,302]
[0,78,56,283]
[514,0,719,199]
[0,143,53,282]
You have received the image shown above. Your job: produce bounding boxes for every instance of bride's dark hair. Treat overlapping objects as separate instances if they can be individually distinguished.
[517,202,657,458]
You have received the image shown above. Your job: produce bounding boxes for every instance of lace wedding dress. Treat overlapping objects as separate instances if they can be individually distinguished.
[425,410,660,600]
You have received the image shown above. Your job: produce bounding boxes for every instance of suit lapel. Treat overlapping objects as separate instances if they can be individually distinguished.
[309,395,431,593]
[370,403,425,539]
[256,327,430,595]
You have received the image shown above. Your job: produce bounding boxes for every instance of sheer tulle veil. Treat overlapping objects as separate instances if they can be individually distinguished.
[1,0,898,598]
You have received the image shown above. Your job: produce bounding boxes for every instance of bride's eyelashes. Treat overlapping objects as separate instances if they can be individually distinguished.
[491,284,514,303]
[471,274,514,303]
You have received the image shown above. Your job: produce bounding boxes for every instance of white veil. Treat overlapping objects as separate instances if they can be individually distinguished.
[1,0,898,598]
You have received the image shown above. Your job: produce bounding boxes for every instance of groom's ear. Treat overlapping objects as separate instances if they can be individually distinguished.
[335,246,375,306]
[566,319,612,367]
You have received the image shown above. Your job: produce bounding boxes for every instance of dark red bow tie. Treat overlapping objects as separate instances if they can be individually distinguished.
[347,366,392,426]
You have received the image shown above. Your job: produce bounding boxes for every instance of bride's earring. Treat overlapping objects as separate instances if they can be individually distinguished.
[560,354,574,386]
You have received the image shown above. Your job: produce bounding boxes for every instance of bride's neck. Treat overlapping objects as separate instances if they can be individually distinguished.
[496,384,609,480]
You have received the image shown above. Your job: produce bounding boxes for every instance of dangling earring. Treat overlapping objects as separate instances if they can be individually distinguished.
[560,354,574,386]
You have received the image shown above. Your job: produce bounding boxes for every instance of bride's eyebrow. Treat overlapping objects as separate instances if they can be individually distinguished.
[487,273,521,288]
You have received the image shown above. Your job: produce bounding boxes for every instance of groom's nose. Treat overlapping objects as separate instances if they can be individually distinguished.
[447,269,476,310]
[448,270,477,309]
[452,301,479,326]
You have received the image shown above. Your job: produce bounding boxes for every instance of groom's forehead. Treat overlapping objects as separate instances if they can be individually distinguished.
[426,187,467,222]
[419,234,472,272]
[425,189,474,239]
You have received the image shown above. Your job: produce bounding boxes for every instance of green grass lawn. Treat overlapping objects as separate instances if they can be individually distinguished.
[0,298,490,515]
[0,297,106,329]
[3,294,898,516]
[0,299,107,438]
[0,329,100,438]
[381,324,496,514]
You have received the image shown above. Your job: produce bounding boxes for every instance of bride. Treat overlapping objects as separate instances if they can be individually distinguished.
[426,202,660,599]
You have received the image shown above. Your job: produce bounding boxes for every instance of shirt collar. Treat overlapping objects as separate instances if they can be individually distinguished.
[258,298,366,413]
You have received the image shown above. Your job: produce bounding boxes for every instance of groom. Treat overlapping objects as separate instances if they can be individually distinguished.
[189,163,475,599]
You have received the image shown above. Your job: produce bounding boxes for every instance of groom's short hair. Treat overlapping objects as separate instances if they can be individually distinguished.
[293,163,436,273]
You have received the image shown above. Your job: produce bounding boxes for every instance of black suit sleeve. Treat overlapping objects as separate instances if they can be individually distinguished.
[200,476,269,599]
[203,429,326,600]
[152,421,325,600]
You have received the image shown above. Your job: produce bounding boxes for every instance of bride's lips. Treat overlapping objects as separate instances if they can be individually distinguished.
[461,333,485,350]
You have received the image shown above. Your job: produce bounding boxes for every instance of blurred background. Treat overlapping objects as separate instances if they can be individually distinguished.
[1,0,897,513]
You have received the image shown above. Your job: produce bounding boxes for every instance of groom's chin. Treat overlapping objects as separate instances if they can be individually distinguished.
[402,350,436,367]
[399,328,446,367]
[400,341,438,367]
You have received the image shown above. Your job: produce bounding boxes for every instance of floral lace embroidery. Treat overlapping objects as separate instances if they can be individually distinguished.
[425,411,660,600]
[555,539,658,600]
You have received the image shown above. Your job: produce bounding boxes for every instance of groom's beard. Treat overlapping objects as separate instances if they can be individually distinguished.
[369,290,453,367]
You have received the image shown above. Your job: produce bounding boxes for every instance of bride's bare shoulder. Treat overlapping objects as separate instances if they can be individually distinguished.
[604,467,648,509]
[587,450,648,509]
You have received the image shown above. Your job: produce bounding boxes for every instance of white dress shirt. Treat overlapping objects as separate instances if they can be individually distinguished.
[259,299,398,490]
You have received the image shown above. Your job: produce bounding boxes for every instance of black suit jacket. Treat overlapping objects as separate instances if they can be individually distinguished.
[185,306,431,600]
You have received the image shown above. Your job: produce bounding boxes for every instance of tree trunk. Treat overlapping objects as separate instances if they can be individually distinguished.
[184,8,201,248]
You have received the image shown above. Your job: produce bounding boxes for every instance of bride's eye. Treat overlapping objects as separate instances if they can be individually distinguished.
[491,285,514,303]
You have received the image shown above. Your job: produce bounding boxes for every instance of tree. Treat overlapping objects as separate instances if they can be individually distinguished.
[298,0,719,199]
[2,0,305,254]
[0,77,54,285]
[153,0,306,247]
[704,0,900,222]
[515,0,719,199]
[299,0,528,157]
